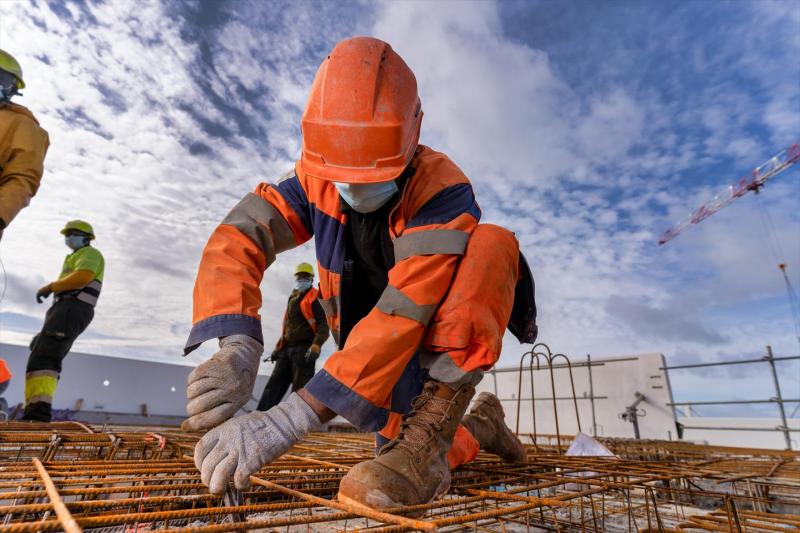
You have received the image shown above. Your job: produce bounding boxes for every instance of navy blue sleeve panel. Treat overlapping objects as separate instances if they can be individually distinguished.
[274,176,313,236]
[406,183,481,229]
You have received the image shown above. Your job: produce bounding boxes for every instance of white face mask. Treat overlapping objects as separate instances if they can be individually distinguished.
[334,181,399,213]
[65,235,88,251]
[295,278,313,292]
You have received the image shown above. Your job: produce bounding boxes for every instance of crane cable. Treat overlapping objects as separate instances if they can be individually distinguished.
[753,193,800,348]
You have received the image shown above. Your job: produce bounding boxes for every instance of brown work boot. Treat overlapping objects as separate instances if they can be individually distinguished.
[337,380,475,513]
[462,392,527,463]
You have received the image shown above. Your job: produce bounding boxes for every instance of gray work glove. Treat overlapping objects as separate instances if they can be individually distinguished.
[195,392,322,494]
[182,335,263,432]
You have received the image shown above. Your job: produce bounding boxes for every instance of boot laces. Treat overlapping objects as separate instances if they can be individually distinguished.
[389,382,454,454]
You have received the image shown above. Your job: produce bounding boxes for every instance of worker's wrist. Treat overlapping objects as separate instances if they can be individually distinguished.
[296,387,335,423]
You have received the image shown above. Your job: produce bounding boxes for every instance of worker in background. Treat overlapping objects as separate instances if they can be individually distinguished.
[182,37,537,510]
[256,262,329,411]
[0,49,49,241]
[23,220,104,422]
[0,360,11,420]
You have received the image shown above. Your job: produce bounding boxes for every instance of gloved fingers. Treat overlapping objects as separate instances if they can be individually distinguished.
[194,432,219,471]
[186,387,231,416]
[186,374,221,400]
[183,402,237,432]
[233,460,256,491]
[200,444,229,487]
[208,452,238,495]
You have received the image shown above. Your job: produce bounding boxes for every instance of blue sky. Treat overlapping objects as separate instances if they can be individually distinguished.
[0,0,797,415]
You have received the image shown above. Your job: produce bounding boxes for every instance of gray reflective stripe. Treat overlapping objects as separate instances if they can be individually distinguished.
[222,193,298,267]
[26,370,60,379]
[26,394,53,404]
[318,295,339,317]
[376,285,436,325]
[77,292,98,306]
[78,279,102,306]
[419,350,484,387]
[393,230,469,262]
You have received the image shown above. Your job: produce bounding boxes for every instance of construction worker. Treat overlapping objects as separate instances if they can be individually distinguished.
[0,49,49,240]
[182,37,537,509]
[256,262,330,411]
[23,220,104,422]
[0,360,11,420]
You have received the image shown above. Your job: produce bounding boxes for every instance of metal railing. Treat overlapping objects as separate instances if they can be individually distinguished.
[662,345,800,450]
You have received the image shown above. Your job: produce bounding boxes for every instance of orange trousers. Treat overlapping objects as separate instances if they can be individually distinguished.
[376,224,520,468]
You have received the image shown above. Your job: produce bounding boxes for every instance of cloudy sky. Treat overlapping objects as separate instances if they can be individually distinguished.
[0,0,798,415]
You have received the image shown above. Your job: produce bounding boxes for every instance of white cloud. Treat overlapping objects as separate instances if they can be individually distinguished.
[0,0,796,405]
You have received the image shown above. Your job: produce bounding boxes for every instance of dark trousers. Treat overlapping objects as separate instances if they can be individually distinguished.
[257,344,316,411]
[23,298,94,422]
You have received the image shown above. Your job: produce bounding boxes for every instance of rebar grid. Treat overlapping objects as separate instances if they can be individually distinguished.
[0,423,797,532]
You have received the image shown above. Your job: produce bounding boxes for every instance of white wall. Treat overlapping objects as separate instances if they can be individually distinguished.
[0,342,268,417]
[476,353,679,441]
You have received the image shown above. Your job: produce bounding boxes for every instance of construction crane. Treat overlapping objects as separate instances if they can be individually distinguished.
[658,143,800,245]
[658,142,800,347]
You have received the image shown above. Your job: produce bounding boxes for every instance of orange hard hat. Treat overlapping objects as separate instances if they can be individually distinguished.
[299,36,423,184]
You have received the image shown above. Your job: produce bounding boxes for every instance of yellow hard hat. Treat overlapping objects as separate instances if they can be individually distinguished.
[295,262,314,277]
[60,220,95,239]
[0,49,25,89]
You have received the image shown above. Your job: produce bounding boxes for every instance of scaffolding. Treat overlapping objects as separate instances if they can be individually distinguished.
[0,421,797,532]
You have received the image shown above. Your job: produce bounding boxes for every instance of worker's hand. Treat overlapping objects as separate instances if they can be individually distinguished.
[304,345,320,362]
[182,335,263,432]
[35,284,53,304]
[194,393,321,494]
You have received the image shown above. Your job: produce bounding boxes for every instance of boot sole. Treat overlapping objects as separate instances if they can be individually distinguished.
[337,473,451,519]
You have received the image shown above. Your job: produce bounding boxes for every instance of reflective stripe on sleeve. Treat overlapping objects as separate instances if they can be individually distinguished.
[222,193,298,264]
[376,285,436,325]
[76,292,98,306]
[318,295,339,317]
[78,280,102,306]
[393,229,469,262]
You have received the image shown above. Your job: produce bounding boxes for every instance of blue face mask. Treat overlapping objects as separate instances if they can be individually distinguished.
[334,181,399,213]
[65,235,88,251]
[295,278,313,292]
[0,71,18,102]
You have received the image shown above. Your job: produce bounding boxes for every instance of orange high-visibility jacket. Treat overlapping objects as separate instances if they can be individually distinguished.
[187,146,482,430]
[274,287,319,352]
[0,103,49,228]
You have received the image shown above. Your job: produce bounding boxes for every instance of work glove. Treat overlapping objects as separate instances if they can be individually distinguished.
[182,335,263,432]
[35,284,53,304]
[304,344,320,362]
[195,392,321,494]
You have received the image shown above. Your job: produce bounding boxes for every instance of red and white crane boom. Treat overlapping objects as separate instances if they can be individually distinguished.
[658,143,800,245]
